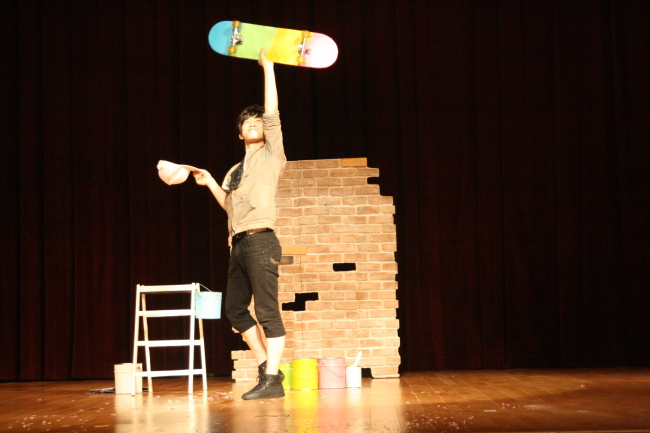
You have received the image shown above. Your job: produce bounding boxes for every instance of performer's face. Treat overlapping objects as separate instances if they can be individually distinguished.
[239,116,264,142]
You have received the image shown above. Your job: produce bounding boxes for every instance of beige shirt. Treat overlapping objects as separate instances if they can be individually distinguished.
[222,112,286,240]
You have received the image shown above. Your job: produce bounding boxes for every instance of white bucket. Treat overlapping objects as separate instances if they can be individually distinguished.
[114,363,143,394]
[346,366,362,388]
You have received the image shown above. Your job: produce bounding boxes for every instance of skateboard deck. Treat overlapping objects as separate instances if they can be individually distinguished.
[208,21,338,68]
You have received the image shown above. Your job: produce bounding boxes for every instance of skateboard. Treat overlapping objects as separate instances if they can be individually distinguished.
[208,21,338,68]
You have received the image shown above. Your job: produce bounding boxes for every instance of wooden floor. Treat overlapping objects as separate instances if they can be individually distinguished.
[1,368,650,433]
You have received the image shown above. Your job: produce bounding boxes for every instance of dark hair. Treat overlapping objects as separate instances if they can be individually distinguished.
[237,104,265,133]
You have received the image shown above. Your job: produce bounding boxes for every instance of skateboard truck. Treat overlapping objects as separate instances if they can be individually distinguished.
[228,20,244,54]
[297,30,312,64]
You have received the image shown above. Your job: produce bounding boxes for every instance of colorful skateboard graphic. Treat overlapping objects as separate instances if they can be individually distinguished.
[208,21,338,69]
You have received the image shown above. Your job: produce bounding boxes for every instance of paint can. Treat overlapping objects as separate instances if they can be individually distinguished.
[195,291,222,319]
[346,366,362,387]
[114,363,143,394]
[279,363,293,390]
[318,358,346,389]
[292,358,318,390]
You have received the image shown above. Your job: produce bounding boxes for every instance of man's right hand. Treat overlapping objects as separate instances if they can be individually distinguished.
[193,169,216,187]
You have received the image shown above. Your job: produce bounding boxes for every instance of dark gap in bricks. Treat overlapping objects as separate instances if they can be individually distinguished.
[333,263,356,272]
[280,255,294,265]
[281,292,319,311]
[367,177,380,185]
[362,367,373,378]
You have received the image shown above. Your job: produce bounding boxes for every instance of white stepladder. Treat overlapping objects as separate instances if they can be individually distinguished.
[131,283,207,395]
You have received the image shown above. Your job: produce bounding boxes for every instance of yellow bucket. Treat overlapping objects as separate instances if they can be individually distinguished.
[292,358,318,390]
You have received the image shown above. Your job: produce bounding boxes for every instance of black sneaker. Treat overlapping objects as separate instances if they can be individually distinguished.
[242,373,285,400]
[258,361,285,382]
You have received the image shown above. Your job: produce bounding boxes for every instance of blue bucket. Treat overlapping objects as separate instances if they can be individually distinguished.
[195,292,222,319]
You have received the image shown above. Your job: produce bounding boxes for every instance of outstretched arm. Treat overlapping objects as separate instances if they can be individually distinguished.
[259,49,277,115]
[193,169,226,211]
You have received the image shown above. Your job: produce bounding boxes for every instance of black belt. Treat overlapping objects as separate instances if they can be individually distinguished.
[232,228,272,241]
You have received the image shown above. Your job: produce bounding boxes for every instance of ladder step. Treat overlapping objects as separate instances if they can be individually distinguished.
[137,340,203,347]
[135,369,206,378]
[138,309,194,317]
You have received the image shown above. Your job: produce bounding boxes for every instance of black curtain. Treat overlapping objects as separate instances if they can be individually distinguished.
[1,0,648,380]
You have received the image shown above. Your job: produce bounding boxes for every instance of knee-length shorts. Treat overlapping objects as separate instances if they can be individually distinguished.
[225,230,286,338]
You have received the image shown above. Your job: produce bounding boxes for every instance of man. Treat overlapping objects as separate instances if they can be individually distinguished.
[192,49,286,400]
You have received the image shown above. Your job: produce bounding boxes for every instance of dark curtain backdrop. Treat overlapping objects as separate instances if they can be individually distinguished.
[1,0,649,380]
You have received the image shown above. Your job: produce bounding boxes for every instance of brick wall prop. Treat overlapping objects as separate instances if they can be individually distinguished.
[230,158,400,380]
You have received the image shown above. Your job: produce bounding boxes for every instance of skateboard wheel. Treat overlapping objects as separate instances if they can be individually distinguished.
[297,56,306,64]
[232,20,241,28]
[227,46,237,54]
[301,30,311,38]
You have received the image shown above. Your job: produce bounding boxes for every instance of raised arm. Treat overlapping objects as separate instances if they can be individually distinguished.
[259,49,277,115]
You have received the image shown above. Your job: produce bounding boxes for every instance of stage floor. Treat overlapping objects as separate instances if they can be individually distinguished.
[1,368,649,432]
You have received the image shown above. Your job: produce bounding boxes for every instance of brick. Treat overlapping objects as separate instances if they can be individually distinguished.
[330,243,356,253]
[382,281,398,290]
[368,195,393,205]
[305,320,334,331]
[384,319,400,329]
[277,188,301,198]
[355,167,379,177]
[382,224,397,233]
[381,205,396,214]
[278,207,301,217]
[293,160,317,169]
[329,168,357,177]
[360,339,385,348]
[346,310,368,319]
[304,263,334,273]
[322,329,346,339]
[295,311,322,321]
[371,348,400,357]
[332,282,357,291]
[382,262,398,272]
[356,262,381,271]
[317,234,342,243]
[371,328,398,338]
[341,177,368,186]
[317,215,343,224]
[309,339,335,349]
[369,272,396,281]
[369,252,395,261]
[321,349,347,358]
[302,187,329,196]
[356,281,381,290]
[316,177,342,187]
[315,159,341,168]
[303,225,331,234]
[333,301,358,310]
[355,185,381,196]
[341,233,368,243]
[329,187,356,197]
[381,242,397,252]
[306,244,330,254]
[369,215,394,224]
[341,157,367,167]
[329,339,358,348]
[320,291,346,301]
[356,224,383,233]
[383,299,399,309]
[333,320,358,329]
[304,282,332,291]
[294,197,317,207]
[306,301,332,311]
[357,243,380,253]
[370,309,396,319]
[318,196,342,206]
[317,254,343,263]
[320,310,347,320]
[342,195,368,205]
[302,169,330,178]
[343,253,368,262]
[358,300,382,310]
[371,366,399,377]
[369,290,397,300]
[303,206,330,216]
[318,272,344,282]
[329,206,356,215]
